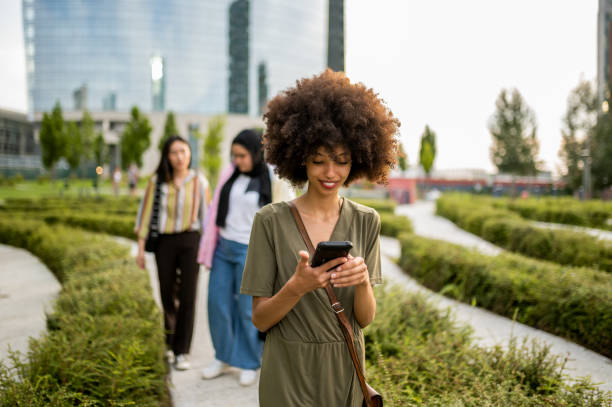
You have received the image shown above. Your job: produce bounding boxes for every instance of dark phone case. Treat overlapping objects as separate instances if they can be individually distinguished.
[310,241,353,268]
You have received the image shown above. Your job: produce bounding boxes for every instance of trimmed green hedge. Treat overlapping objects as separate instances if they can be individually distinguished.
[379,212,413,237]
[43,212,135,239]
[494,197,612,231]
[436,194,612,272]
[396,232,612,358]
[365,287,609,406]
[0,218,169,406]
[353,198,396,214]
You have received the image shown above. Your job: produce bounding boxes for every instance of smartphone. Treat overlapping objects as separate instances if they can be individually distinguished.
[310,241,353,269]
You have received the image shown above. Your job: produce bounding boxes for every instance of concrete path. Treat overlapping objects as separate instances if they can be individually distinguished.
[0,244,61,362]
[390,202,612,391]
[115,237,258,407]
[396,201,503,255]
[531,220,612,241]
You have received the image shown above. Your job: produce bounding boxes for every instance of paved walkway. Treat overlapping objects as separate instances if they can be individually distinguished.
[392,201,612,391]
[531,220,612,241]
[0,244,61,362]
[115,238,258,407]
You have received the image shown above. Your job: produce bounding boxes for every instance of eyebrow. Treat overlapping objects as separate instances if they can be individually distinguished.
[314,151,349,157]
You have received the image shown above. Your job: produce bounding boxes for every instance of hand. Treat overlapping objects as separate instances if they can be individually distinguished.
[329,255,369,288]
[288,251,347,297]
[136,250,146,269]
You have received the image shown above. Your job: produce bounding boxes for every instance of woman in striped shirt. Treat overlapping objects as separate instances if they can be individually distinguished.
[135,135,210,371]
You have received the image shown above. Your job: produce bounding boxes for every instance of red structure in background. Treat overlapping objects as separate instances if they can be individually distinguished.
[386,175,566,204]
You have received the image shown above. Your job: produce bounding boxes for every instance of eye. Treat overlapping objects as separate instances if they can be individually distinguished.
[312,161,324,165]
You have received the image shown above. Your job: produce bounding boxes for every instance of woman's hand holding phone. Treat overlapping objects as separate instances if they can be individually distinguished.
[329,254,369,288]
[288,251,347,297]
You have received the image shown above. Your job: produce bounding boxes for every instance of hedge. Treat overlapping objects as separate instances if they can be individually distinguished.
[436,194,612,272]
[0,218,169,406]
[365,287,609,406]
[353,198,396,214]
[495,197,612,231]
[397,232,612,358]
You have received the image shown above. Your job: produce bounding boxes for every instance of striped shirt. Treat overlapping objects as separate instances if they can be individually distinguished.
[135,169,210,240]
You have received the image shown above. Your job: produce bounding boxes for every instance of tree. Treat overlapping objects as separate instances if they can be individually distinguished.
[93,132,106,166]
[39,102,66,176]
[398,141,408,172]
[201,115,225,189]
[558,80,597,192]
[489,89,540,175]
[64,121,83,175]
[158,111,179,151]
[80,110,96,163]
[591,111,612,191]
[121,106,152,169]
[419,125,436,176]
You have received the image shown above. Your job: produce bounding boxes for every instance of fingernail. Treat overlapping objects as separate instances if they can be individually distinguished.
[331,273,336,278]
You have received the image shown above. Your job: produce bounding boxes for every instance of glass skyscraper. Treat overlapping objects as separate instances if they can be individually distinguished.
[23,0,342,117]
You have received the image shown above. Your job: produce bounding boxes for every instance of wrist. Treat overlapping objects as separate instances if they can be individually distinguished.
[286,276,305,298]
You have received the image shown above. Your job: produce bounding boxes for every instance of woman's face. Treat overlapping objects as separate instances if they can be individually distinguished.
[168,140,191,173]
[232,143,254,173]
[305,145,351,195]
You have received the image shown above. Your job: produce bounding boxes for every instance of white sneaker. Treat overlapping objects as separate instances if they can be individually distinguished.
[165,350,175,364]
[239,369,258,387]
[201,359,229,379]
[174,354,191,370]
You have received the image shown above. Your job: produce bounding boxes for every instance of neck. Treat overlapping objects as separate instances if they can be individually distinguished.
[173,168,189,179]
[299,188,342,217]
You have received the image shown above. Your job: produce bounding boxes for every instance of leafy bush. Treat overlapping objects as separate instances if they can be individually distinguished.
[379,213,413,237]
[436,194,612,272]
[353,198,396,214]
[397,232,612,358]
[497,197,612,231]
[0,218,169,406]
[365,287,610,406]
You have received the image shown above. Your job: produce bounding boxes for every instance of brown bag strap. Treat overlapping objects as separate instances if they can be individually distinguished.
[288,201,373,407]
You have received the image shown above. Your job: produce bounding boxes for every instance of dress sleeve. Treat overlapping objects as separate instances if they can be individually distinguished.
[134,176,156,240]
[364,211,382,285]
[241,211,278,297]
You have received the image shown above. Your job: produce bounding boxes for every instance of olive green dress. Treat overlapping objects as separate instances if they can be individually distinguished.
[240,199,382,407]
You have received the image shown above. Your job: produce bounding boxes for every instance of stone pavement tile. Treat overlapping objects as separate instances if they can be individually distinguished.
[0,244,60,361]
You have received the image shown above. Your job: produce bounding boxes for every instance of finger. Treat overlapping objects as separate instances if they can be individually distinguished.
[334,256,363,272]
[332,271,368,287]
[318,256,347,271]
[298,250,310,266]
[331,264,368,283]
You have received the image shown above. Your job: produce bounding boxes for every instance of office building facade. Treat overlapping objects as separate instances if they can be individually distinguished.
[23,0,344,117]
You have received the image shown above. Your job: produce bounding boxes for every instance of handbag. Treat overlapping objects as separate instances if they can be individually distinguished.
[288,201,383,407]
[144,177,162,253]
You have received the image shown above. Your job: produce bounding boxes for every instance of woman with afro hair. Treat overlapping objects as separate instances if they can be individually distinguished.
[240,69,400,406]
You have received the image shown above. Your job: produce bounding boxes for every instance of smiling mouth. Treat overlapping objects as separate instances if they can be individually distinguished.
[320,181,339,189]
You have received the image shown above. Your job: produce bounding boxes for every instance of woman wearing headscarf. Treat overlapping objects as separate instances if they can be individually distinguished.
[197,128,294,386]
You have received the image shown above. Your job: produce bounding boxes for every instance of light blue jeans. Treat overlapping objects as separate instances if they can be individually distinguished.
[208,237,262,369]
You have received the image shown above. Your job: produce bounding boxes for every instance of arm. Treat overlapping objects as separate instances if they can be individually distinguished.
[135,177,155,269]
[252,251,347,332]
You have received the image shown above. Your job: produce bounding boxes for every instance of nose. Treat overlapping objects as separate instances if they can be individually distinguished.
[324,162,336,178]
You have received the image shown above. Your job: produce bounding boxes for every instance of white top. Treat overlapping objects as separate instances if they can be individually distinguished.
[219,174,261,245]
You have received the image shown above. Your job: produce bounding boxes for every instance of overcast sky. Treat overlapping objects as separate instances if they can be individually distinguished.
[0,0,599,173]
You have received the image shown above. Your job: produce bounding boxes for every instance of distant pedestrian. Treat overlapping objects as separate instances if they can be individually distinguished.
[134,135,210,371]
[241,69,399,406]
[198,129,294,387]
[128,164,139,196]
[112,167,122,196]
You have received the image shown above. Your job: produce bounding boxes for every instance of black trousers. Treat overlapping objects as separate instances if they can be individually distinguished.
[154,231,200,355]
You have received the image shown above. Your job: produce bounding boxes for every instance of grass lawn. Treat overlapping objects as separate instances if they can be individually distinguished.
[0,179,145,199]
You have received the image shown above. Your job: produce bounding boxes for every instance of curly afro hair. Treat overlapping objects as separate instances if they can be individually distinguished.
[263,69,400,187]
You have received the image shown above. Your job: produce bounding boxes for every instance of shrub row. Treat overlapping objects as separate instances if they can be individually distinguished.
[396,232,612,358]
[436,194,612,272]
[0,196,140,216]
[365,286,609,406]
[494,197,612,231]
[0,217,169,406]
[379,212,413,237]
[353,198,396,214]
